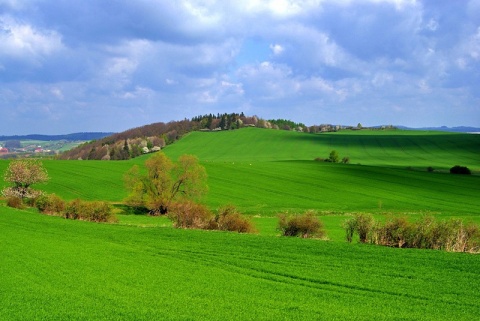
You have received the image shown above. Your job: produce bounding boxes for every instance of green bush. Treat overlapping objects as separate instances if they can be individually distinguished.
[341,157,350,164]
[6,196,24,209]
[328,150,339,163]
[450,165,471,175]
[371,216,413,248]
[35,194,65,215]
[278,211,325,238]
[64,199,82,220]
[64,199,115,223]
[168,202,257,233]
[214,205,256,233]
[168,201,214,229]
[343,213,375,243]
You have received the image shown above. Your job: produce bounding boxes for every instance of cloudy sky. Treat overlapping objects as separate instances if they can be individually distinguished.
[1,0,479,134]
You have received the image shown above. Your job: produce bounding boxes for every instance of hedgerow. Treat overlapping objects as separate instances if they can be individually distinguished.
[64,199,116,223]
[35,193,65,215]
[168,202,256,233]
[344,214,480,253]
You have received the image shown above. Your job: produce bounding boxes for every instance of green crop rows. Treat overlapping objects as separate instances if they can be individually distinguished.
[1,208,480,320]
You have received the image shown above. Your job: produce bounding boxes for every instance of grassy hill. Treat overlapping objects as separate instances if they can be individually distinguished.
[1,128,478,218]
[164,127,480,169]
[163,128,480,217]
[1,127,480,320]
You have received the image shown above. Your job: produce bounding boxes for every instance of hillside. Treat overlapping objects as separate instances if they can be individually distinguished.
[1,126,480,320]
[57,113,262,160]
[2,127,478,218]
[164,127,480,169]
[56,113,342,160]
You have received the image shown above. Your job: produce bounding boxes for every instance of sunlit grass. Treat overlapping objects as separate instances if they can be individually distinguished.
[1,207,479,320]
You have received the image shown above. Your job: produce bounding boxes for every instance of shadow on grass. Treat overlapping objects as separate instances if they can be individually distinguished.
[113,204,150,215]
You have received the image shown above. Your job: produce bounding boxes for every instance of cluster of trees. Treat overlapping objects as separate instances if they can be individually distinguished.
[192,112,249,130]
[268,119,306,131]
[343,213,480,253]
[315,150,350,164]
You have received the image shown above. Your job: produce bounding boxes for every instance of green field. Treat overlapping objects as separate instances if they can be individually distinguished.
[1,207,480,320]
[163,128,480,169]
[1,128,480,319]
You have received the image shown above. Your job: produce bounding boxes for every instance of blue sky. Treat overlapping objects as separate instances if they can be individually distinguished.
[0,0,479,134]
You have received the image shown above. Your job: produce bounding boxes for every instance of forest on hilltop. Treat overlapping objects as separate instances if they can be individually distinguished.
[57,113,338,161]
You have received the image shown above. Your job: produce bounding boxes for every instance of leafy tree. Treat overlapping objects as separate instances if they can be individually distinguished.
[2,159,49,200]
[124,153,207,215]
[328,150,339,163]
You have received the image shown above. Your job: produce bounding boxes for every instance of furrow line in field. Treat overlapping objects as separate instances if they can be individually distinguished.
[152,247,471,308]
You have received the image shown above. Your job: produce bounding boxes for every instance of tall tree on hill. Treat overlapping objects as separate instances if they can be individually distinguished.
[124,153,207,215]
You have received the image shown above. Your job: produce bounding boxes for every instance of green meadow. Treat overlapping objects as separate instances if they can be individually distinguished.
[1,128,480,319]
[2,207,480,320]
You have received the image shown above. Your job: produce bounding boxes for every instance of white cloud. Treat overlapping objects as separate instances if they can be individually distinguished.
[50,87,64,99]
[0,0,479,134]
[0,15,64,64]
[270,43,284,55]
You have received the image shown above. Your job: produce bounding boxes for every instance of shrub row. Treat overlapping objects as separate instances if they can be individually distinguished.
[344,214,480,253]
[168,202,256,233]
[277,211,326,238]
[35,194,116,223]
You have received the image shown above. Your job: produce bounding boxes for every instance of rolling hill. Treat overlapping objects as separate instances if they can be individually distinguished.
[1,127,478,218]
[1,127,480,320]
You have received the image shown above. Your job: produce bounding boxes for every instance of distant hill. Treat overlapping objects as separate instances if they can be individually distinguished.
[0,132,115,141]
[397,126,480,133]
[57,114,289,160]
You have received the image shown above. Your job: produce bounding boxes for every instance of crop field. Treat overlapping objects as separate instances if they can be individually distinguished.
[1,207,480,320]
[164,128,480,169]
[1,128,479,319]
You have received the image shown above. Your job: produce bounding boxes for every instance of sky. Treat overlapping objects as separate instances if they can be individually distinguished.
[0,0,479,135]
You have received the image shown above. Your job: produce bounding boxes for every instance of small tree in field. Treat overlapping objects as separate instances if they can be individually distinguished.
[328,150,339,163]
[124,153,207,215]
[2,159,49,200]
[450,165,471,175]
